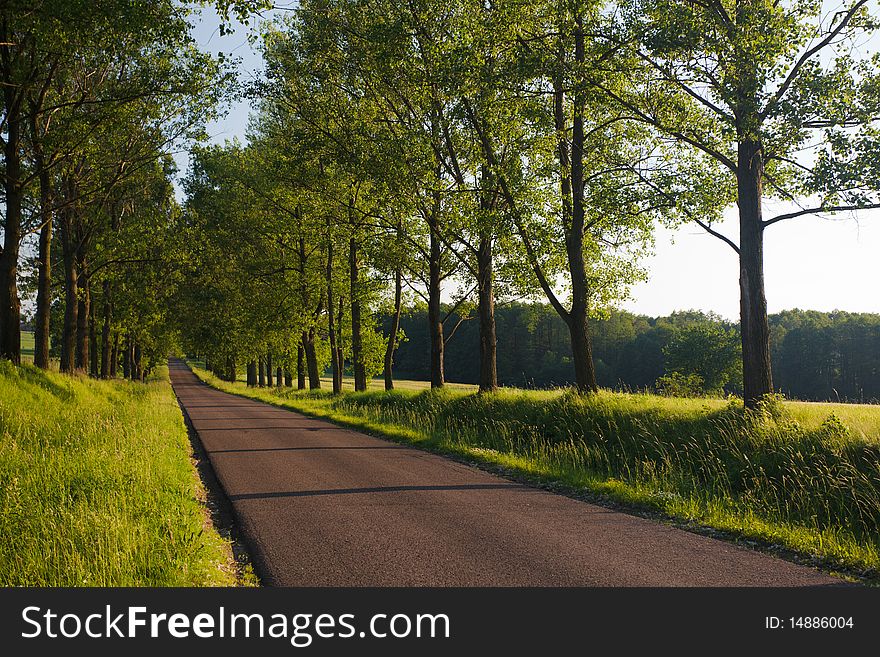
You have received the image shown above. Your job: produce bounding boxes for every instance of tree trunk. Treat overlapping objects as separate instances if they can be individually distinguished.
[88,298,98,377]
[133,343,142,382]
[33,166,53,369]
[258,357,265,387]
[296,228,321,390]
[247,360,257,387]
[336,294,345,391]
[476,235,498,392]
[224,354,234,384]
[123,336,131,379]
[297,343,306,390]
[266,352,273,386]
[427,205,445,388]
[566,304,598,393]
[76,276,90,372]
[304,328,321,389]
[60,219,78,373]
[561,16,598,394]
[285,369,292,387]
[276,367,283,386]
[327,240,341,394]
[0,66,22,364]
[110,333,119,377]
[350,237,367,391]
[384,267,403,390]
[737,137,773,408]
[100,280,111,378]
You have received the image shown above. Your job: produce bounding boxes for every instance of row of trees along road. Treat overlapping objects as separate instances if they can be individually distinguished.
[7,2,877,407]
[179,0,880,407]
[0,1,241,377]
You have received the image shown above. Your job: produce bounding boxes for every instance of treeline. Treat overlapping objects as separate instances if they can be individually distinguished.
[174,0,880,408]
[1,1,234,377]
[388,306,880,403]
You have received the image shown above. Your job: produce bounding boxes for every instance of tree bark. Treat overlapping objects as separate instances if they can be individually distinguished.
[336,294,345,391]
[33,160,53,369]
[100,280,111,378]
[110,333,119,377]
[258,357,265,387]
[123,336,131,379]
[296,228,321,390]
[737,137,773,407]
[60,212,78,374]
[303,328,321,389]
[133,343,142,381]
[75,276,90,372]
[427,202,445,388]
[0,51,22,364]
[560,15,598,394]
[350,237,367,391]
[297,343,306,390]
[266,352,273,386]
[247,360,257,387]
[284,368,293,387]
[327,240,342,394]
[476,235,498,392]
[276,367,283,386]
[384,267,403,390]
[88,297,98,377]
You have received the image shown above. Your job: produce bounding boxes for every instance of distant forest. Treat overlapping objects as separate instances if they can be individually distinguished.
[386,305,880,404]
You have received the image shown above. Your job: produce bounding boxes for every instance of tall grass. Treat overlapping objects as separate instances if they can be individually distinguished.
[192,365,880,577]
[0,362,241,586]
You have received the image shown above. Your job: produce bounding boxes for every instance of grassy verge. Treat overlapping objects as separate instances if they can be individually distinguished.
[189,363,880,582]
[0,361,254,586]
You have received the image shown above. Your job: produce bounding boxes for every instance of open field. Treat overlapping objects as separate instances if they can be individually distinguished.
[0,361,249,586]
[190,362,880,579]
[20,330,34,359]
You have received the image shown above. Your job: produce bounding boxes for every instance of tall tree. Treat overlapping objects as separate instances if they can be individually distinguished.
[606,0,880,405]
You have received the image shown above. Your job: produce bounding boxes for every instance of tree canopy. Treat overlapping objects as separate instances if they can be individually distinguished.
[4,0,880,407]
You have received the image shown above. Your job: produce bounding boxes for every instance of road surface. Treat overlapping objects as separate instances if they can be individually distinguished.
[169,360,839,586]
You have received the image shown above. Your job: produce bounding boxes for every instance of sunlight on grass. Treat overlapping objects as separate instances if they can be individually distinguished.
[0,361,244,586]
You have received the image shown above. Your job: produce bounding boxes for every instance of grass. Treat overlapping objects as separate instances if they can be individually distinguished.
[0,361,252,586]
[20,330,35,360]
[190,363,880,581]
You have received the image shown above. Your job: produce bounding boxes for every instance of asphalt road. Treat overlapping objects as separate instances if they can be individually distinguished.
[169,360,839,586]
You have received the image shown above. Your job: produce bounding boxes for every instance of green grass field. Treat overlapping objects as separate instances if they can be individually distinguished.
[20,330,35,359]
[191,363,880,581]
[0,361,250,586]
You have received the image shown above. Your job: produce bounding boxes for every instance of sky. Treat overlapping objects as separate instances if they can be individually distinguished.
[185,5,880,322]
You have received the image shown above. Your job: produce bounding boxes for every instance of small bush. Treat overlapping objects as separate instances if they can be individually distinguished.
[656,372,707,397]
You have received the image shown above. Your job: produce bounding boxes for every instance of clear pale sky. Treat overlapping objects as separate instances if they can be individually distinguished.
[186,6,880,322]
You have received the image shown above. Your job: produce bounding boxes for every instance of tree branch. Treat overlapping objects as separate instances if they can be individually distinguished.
[763,202,880,228]
[760,0,870,121]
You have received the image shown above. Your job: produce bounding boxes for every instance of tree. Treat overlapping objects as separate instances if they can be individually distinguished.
[661,323,742,395]
[606,0,880,406]
[449,0,671,393]
[3,0,227,368]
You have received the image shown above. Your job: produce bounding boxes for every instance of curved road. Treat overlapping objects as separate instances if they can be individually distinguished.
[169,360,839,586]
